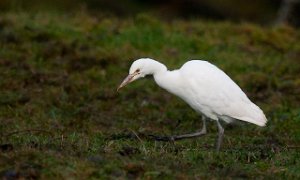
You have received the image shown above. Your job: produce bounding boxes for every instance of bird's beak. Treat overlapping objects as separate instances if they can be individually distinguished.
[117,73,137,92]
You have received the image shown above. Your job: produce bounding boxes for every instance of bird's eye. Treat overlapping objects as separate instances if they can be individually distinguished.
[136,69,140,73]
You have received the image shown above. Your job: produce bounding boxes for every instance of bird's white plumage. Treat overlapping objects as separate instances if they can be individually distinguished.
[125,58,267,127]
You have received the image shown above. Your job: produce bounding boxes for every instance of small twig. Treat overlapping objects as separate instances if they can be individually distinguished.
[129,129,143,143]
[3,129,54,138]
[129,129,148,155]
[285,145,300,149]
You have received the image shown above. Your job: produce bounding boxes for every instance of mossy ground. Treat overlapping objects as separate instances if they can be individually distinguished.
[0,12,300,179]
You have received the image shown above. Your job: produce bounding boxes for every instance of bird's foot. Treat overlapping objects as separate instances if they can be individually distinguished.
[148,134,175,142]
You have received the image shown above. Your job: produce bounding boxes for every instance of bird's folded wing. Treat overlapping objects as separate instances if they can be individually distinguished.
[180,60,267,126]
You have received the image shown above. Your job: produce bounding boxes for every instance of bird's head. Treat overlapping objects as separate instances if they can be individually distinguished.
[117,58,150,91]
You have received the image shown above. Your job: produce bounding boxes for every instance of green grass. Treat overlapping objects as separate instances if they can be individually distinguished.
[0,12,300,179]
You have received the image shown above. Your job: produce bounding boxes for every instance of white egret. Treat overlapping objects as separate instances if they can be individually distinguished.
[118,58,267,151]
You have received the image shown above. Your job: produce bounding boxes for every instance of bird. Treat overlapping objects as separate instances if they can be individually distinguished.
[117,58,267,151]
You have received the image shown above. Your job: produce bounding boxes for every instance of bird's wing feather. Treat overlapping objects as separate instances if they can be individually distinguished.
[180,60,267,126]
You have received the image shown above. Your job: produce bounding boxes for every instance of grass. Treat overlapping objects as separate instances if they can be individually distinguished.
[0,11,300,179]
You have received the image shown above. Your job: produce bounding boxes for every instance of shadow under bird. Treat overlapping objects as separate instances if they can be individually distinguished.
[117,58,267,151]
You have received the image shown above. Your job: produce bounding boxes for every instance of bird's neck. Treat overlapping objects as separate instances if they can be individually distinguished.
[150,60,182,95]
[145,59,181,93]
[146,60,168,75]
[154,68,182,96]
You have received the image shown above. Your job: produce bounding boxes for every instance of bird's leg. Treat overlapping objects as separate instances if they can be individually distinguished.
[216,120,224,151]
[149,116,207,141]
[200,116,207,134]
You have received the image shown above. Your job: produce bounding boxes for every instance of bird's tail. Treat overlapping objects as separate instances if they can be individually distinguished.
[233,103,267,127]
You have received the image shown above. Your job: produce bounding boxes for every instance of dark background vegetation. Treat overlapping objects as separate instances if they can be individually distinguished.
[0,0,300,26]
[0,0,299,179]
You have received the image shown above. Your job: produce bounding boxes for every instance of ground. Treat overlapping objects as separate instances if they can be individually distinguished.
[0,12,300,179]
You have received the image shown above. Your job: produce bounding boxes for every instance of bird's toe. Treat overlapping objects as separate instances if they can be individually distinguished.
[148,134,173,141]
